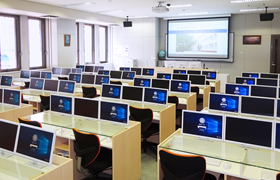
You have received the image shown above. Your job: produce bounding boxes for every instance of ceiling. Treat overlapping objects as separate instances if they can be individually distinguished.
[25,0,280,19]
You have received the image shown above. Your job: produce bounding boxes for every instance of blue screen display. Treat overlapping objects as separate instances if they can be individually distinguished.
[173,69,186,74]
[76,65,85,71]
[277,100,280,118]
[275,123,280,149]
[225,84,249,96]
[209,93,239,113]
[102,84,121,99]
[235,77,255,85]
[242,72,259,78]
[69,74,81,83]
[20,70,30,79]
[41,72,52,79]
[157,73,171,79]
[95,75,109,85]
[170,80,190,93]
[182,111,223,140]
[120,67,130,71]
[30,78,44,90]
[142,68,154,76]
[98,70,110,75]
[4,89,20,106]
[52,67,61,75]
[202,71,216,80]
[51,95,72,114]
[100,101,128,124]
[71,68,82,74]
[1,76,13,86]
[94,66,104,73]
[134,78,150,87]
[122,71,135,80]
[58,81,75,94]
[144,88,167,105]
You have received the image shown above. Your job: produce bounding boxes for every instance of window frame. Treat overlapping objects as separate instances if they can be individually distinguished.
[84,24,95,64]
[76,22,79,65]
[99,25,108,63]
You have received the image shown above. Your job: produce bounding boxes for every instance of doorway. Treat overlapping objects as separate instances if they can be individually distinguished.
[270,35,280,73]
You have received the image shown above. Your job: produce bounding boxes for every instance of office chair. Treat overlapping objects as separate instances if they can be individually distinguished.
[109,80,122,85]
[39,94,50,111]
[21,93,29,104]
[129,106,159,155]
[24,81,30,89]
[58,76,69,80]
[82,86,97,98]
[18,117,42,128]
[191,86,203,111]
[73,128,112,180]
[277,173,280,180]
[159,149,217,180]
[168,96,182,129]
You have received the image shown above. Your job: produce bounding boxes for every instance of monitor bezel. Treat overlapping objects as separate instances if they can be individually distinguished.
[58,80,76,94]
[3,89,21,107]
[156,73,172,80]
[235,76,256,85]
[173,69,187,74]
[225,83,250,96]
[73,97,100,119]
[169,80,191,94]
[241,72,259,78]
[133,77,151,87]
[52,67,62,75]
[188,74,206,86]
[151,79,171,90]
[143,87,168,106]
[68,73,82,83]
[121,85,144,102]
[1,75,13,86]
[201,71,217,80]
[142,68,155,76]
[256,78,279,87]
[95,75,110,86]
[30,71,41,78]
[43,79,59,92]
[81,74,95,85]
[250,85,277,98]
[50,94,73,115]
[121,71,136,80]
[101,84,123,100]
[98,69,111,75]
[40,71,52,79]
[20,70,31,79]
[0,119,19,154]
[29,78,45,90]
[208,92,240,114]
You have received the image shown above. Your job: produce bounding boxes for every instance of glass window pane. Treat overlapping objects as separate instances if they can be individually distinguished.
[84,25,92,63]
[28,19,43,67]
[99,27,106,63]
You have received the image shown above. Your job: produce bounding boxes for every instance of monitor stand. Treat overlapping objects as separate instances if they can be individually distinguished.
[25,160,47,169]
[0,150,13,158]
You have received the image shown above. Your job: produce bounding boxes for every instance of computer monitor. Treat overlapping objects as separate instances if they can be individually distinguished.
[4,89,21,106]
[235,77,255,85]
[69,73,81,83]
[241,72,259,78]
[61,68,71,76]
[15,124,56,165]
[260,73,279,79]
[20,70,30,79]
[44,79,58,92]
[172,73,188,80]
[156,73,171,79]
[182,110,223,141]
[100,101,129,125]
[202,71,217,80]
[0,119,19,154]
[209,93,239,113]
[101,84,122,99]
[94,66,104,73]
[85,66,94,73]
[110,70,122,79]
[95,75,110,85]
[131,67,142,75]
[1,76,13,86]
[151,79,170,90]
[76,65,85,72]
[187,70,201,75]
[52,67,61,75]
[225,83,250,96]
[173,69,186,74]
[81,74,95,84]
[119,67,130,71]
[170,80,190,93]
[0,88,3,103]
[30,78,44,90]
[71,68,82,74]
[122,71,135,80]
[189,75,206,85]
[58,80,75,94]
[122,86,143,102]
[40,71,52,79]
[225,116,272,149]
[30,71,40,78]
[133,78,151,87]
[144,87,167,105]
[256,78,278,86]
[74,97,99,119]
[98,70,110,75]
[275,122,280,151]
[276,99,280,118]
[250,85,277,98]
[241,96,275,117]
[142,68,154,76]
[50,94,73,114]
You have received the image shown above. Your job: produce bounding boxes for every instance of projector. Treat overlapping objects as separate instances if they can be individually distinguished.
[260,13,274,21]
[152,6,169,13]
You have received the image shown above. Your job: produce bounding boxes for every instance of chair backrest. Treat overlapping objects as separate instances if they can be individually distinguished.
[24,81,30,89]
[206,81,210,85]
[159,149,206,180]
[82,86,97,98]
[40,95,50,111]
[18,117,42,128]
[73,128,101,167]
[191,86,199,97]
[168,96,179,108]
[277,173,280,180]
[58,76,69,80]
[110,80,122,85]
[129,106,153,132]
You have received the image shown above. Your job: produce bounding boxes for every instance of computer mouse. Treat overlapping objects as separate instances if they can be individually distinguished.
[223,163,231,170]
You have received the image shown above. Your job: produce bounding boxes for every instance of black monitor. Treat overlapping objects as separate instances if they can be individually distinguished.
[100,101,129,125]
[173,69,186,74]
[187,70,201,75]
[241,72,259,78]
[101,84,122,99]
[170,80,190,93]
[0,119,19,153]
[235,77,255,85]
[85,66,94,73]
[142,68,154,76]
[110,71,122,79]
[61,68,71,76]
[94,66,104,73]
[172,73,188,80]
[20,70,30,79]
[76,65,85,72]
[52,67,61,75]
[119,67,130,71]
[81,74,95,84]
[122,71,135,80]
[182,111,223,140]
[250,85,277,98]
[1,76,13,86]
[50,95,72,114]
[225,83,250,96]
[276,99,280,118]
[71,68,82,74]
[30,78,44,90]
[133,78,151,87]
[122,86,143,102]
[0,88,3,103]
[74,98,99,119]
[260,73,279,79]
[151,79,170,90]
[275,122,280,150]
[98,70,110,75]
[131,67,142,75]
[95,75,110,85]
[241,96,275,117]
[144,87,167,105]
[69,73,81,83]
[202,71,217,80]
[189,75,206,85]
[225,116,272,149]
[40,71,52,79]
[58,80,75,94]
[156,73,171,80]
[256,78,278,86]
[30,71,40,78]
[209,93,239,113]
[4,89,21,106]
[44,79,58,92]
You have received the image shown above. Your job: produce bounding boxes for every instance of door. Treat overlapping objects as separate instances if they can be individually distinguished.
[270,35,280,73]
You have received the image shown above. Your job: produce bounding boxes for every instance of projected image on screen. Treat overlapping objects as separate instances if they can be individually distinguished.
[225,84,250,96]
[100,101,128,124]
[209,93,239,113]
[51,95,72,114]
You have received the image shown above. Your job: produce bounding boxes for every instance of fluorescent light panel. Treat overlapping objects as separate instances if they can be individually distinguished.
[230,0,267,3]
[240,7,279,12]
[178,12,208,16]
[63,2,94,7]
[129,16,149,19]
[168,4,193,8]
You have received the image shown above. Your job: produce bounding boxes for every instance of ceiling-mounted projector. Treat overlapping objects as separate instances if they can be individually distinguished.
[152,1,169,13]
[260,6,274,21]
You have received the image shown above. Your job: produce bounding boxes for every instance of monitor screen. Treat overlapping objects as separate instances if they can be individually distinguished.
[156,73,171,79]
[187,70,201,75]
[52,67,61,75]
[20,70,30,79]
[202,71,217,80]
[144,88,167,105]
[209,93,239,113]
[0,88,3,103]
[71,68,82,74]
[16,124,55,165]
[101,84,122,99]
[81,74,95,84]
[122,86,143,101]
[58,80,75,94]
[241,96,275,117]
[30,71,40,78]
[182,111,223,140]
[120,67,130,71]
[172,73,188,80]
[122,71,135,80]
[275,123,280,150]
[30,78,44,90]
[100,101,129,125]
[61,68,71,76]
[242,72,259,78]
[85,66,94,72]
[74,98,99,119]
[98,70,110,75]
[134,78,151,87]
[173,69,186,74]
[225,116,272,148]
[225,83,250,96]
[50,95,72,114]
[256,78,278,86]
[189,75,206,85]
[44,79,58,92]
[1,76,13,86]
[76,65,85,72]
[40,72,52,79]
[3,89,20,106]
[69,73,81,83]
[95,75,110,85]
[276,99,280,118]
[250,85,277,98]
[0,120,19,152]
[131,68,142,75]
[170,80,190,93]
[142,68,154,76]
[151,79,170,90]
[260,73,279,79]
[110,71,122,79]
[94,66,104,73]
[235,77,255,85]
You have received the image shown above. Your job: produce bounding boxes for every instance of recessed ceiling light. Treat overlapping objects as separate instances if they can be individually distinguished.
[178,12,208,16]
[167,4,193,8]
[129,16,149,19]
[240,7,279,12]
[230,0,267,3]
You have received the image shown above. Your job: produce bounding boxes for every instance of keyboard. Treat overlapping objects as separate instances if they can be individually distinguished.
[261,171,275,180]
[204,157,221,166]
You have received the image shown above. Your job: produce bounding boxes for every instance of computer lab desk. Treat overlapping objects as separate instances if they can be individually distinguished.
[0,104,33,123]
[158,129,280,180]
[22,111,141,180]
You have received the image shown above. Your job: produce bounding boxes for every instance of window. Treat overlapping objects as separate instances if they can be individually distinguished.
[28,18,46,69]
[99,26,108,63]
[84,25,94,63]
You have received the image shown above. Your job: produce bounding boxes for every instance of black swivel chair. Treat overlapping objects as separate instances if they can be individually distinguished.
[168,96,182,129]
[159,149,217,180]
[277,173,280,180]
[58,76,69,80]
[73,128,112,180]
[18,117,42,128]
[40,94,50,111]
[82,86,97,98]
[129,106,159,154]
[109,80,122,85]
[24,81,30,89]
[191,86,203,110]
